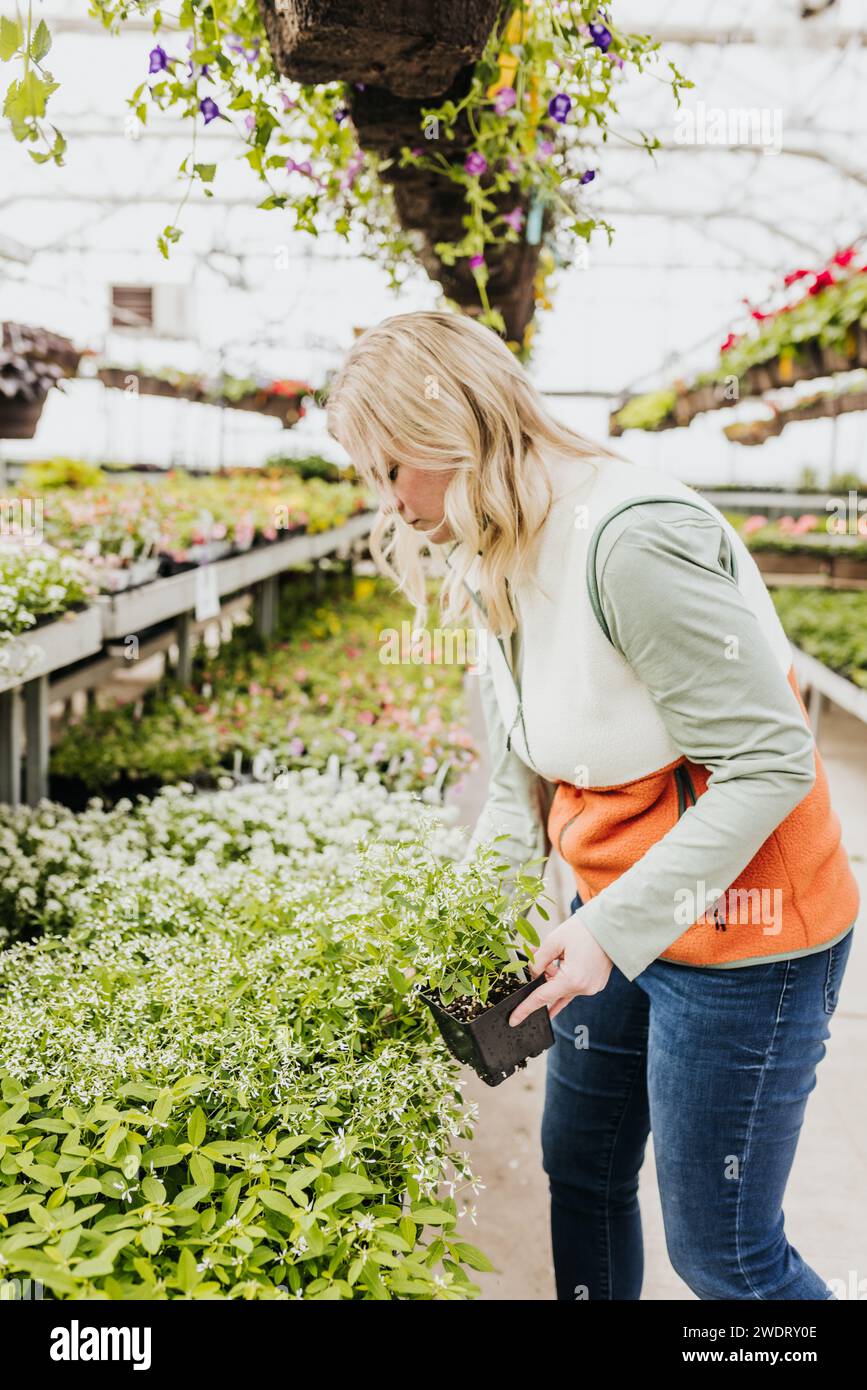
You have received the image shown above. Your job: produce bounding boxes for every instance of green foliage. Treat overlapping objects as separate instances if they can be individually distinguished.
[1,1,687,333]
[0,545,93,646]
[0,806,522,1297]
[612,388,677,432]
[48,574,478,798]
[710,273,867,382]
[771,586,867,690]
[20,457,107,491]
[263,453,355,484]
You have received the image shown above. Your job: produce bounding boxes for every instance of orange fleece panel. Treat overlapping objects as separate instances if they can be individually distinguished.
[547,665,860,967]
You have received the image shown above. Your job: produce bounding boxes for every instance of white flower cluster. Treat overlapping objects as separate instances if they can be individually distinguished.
[0,542,92,646]
[0,765,469,943]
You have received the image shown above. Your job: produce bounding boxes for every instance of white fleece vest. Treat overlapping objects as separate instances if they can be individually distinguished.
[467,453,794,789]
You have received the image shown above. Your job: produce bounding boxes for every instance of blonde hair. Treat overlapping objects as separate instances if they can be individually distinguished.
[326,309,620,638]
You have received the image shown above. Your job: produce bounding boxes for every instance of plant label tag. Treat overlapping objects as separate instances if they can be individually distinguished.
[195,564,220,621]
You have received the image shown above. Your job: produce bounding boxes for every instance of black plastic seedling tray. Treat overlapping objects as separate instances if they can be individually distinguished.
[419,957,555,1087]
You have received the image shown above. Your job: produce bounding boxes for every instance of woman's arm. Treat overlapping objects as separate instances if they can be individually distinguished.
[571,499,817,982]
[460,644,550,890]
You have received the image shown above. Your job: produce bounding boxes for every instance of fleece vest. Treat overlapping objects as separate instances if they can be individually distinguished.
[465,452,860,967]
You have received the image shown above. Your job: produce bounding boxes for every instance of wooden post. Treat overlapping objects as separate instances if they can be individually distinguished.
[176,611,193,684]
[254,576,279,638]
[24,673,49,804]
[0,689,22,806]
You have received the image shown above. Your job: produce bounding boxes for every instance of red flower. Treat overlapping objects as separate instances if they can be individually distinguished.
[720,332,741,353]
[809,269,834,295]
[269,378,312,397]
[783,268,810,287]
[832,247,856,268]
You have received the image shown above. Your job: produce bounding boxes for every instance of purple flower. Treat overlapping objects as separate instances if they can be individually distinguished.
[200,97,221,124]
[506,155,521,173]
[502,207,524,232]
[245,113,257,132]
[286,158,314,176]
[288,737,305,756]
[536,139,555,158]
[334,106,349,124]
[548,92,572,123]
[279,92,297,112]
[493,85,517,115]
[148,45,168,73]
[579,168,596,185]
[341,149,365,189]
[469,253,486,269]
[225,33,245,54]
[410,146,423,156]
[354,82,365,91]
[464,151,488,176]
[589,21,613,52]
[244,42,261,64]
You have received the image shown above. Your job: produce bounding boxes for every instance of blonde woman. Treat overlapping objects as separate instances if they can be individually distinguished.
[327,309,858,1302]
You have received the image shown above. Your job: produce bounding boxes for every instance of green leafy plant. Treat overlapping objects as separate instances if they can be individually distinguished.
[771,586,867,691]
[49,574,477,798]
[1,1,688,337]
[0,796,519,1298]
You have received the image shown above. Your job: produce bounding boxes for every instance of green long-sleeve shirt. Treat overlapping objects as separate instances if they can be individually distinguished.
[463,499,856,981]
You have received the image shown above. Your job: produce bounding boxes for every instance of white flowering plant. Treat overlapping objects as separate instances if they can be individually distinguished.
[0,775,545,1299]
[0,542,93,643]
[0,767,468,945]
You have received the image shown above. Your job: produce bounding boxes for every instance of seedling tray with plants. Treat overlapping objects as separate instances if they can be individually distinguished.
[419,954,554,1087]
[412,843,556,1087]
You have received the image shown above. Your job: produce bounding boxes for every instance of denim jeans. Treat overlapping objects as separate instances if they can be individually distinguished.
[540,888,855,1301]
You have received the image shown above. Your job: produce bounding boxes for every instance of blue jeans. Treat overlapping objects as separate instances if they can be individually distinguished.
[540,888,855,1301]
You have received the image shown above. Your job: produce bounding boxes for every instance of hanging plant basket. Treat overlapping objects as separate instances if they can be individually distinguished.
[349,73,542,342]
[418,954,554,1087]
[0,392,47,439]
[258,0,502,98]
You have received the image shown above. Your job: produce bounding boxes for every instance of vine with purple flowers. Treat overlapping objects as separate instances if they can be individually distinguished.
[1,0,689,344]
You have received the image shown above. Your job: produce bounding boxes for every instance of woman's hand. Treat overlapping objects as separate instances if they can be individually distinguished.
[508,912,614,1026]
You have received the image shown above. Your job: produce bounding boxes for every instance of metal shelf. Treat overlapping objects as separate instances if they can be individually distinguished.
[791,642,867,735]
[0,608,103,697]
[96,512,374,638]
[0,512,373,806]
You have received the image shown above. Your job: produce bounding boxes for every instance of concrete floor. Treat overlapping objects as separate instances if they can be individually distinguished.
[446,677,867,1301]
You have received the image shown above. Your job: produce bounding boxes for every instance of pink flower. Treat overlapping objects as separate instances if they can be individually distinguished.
[502,207,524,232]
[464,151,488,176]
[493,86,517,116]
[742,515,769,534]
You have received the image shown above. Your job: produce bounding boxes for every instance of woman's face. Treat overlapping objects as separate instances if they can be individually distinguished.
[386,460,456,544]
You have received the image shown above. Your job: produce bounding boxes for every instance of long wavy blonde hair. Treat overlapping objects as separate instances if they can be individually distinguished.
[326,309,619,638]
